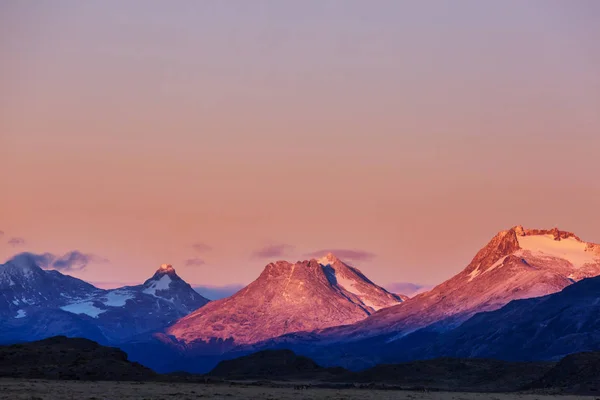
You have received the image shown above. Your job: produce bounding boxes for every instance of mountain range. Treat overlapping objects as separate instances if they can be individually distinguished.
[0,256,208,344]
[246,226,600,369]
[315,226,600,343]
[2,226,600,376]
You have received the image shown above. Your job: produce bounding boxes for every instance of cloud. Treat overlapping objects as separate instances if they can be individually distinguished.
[192,242,212,253]
[7,250,108,272]
[252,244,295,259]
[8,252,55,268]
[384,282,434,297]
[305,249,376,262]
[7,237,26,247]
[184,257,206,267]
[0,230,4,237]
[52,251,109,271]
[193,284,245,300]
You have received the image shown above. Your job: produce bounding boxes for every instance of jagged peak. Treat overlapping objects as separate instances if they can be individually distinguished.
[147,263,180,282]
[466,228,521,272]
[465,226,598,278]
[520,227,581,242]
[158,263,175,272]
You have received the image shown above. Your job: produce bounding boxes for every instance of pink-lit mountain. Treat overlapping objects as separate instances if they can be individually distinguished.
[166,254,404,345]
[314,226,600,343]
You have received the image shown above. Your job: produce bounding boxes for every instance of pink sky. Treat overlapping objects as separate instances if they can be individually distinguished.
[1,1,599,289]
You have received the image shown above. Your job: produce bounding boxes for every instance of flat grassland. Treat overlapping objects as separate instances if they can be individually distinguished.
[0,379,589,400]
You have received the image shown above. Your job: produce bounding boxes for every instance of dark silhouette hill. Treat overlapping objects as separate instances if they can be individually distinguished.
[531,351,600,394]
[208,349,347,381]
[0,336,155,381]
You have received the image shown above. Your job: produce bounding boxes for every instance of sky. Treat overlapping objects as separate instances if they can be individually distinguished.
[1,1,599,291]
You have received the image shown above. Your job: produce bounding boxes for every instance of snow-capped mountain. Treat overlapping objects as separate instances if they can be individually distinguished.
[0,253,101,319]
[166,254,404,346]
[0,257,209,343]
[55,264,210,342]
[317,226,600,343]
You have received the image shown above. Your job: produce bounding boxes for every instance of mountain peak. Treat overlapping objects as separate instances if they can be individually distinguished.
[168,256,403,345]
[145,264,181,285]
[158,263,175,272]
[154,263,177,276]
[317,253,341,266]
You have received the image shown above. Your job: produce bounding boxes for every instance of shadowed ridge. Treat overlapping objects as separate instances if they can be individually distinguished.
[0,336,156,381]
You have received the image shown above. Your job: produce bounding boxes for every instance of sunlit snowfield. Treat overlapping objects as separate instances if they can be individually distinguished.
[0,379,588,400]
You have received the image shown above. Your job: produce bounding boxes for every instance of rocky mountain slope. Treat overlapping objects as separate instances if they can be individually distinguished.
[409,274,600,362]
[167,254,404,346]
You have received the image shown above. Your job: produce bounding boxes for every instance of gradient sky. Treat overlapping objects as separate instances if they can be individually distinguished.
[1,1,599,290]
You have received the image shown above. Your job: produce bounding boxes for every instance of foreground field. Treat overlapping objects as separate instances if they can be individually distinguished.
[0,379,590,400]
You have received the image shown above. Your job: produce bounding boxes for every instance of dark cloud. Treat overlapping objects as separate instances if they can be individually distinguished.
[52,251,109,271]
[193,284,245,300]
[192,242,212,253]
[184,257,206,267]
[8,252,55,268]
[7,237,26,247]
[252,244,294,259]
[7,250,108,272]
[305,249,376,262]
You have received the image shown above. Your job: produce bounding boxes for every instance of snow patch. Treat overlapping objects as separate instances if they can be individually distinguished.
[318,255,335,266]
[103,291,133,307]
[518,235,599,268]
[467,267,481,282]
[143,275,172,296]
[481,255,509,277]
[15,309,26,318]
[336,273,385,311]
[360,298,381,310]
[61,301,106,318]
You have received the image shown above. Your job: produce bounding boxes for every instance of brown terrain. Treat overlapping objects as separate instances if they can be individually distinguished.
[1,337,599,398]
[0,379,592,400]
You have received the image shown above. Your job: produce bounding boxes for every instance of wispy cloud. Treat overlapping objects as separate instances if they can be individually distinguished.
[8,251,108,271]
[192,242,212,253]
[184,257,206,267]
[52,251,109,271]
[384,282,434,297]
[252,244,294,259]
[305,249,376,262]
[7,237,25,247]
